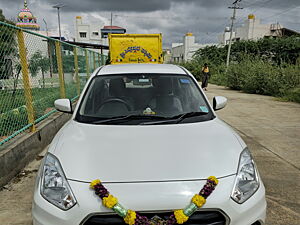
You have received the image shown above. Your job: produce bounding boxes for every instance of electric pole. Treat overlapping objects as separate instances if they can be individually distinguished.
[110,12,113,37]
[53,4,65,41]
[226,0,243,68]
[111,12,113,27]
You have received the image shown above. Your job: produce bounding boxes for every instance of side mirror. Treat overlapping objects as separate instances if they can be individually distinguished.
[54,99,72,114]
[213,96,227,111]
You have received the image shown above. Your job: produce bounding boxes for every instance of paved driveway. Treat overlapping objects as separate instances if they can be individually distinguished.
[205,84,300,225]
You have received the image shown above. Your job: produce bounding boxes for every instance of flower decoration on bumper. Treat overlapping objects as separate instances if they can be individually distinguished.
[90,176,218,225]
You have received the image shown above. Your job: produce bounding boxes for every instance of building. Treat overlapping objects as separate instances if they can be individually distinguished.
[16,0,40,31]
[101,26,126,39]
[15,1,49,59]
[15,0,49,60]
[75,17,126,54]
[163,49,172,64]
[100,26,126,46]
[219,14,299,45]
[75,16,104,45]
[1,0,53,88]
[218,27,235,45]
[171,33,213,63]
[75,17,126,46]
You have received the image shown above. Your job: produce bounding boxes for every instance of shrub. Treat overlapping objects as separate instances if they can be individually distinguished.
[283,87,300,103]
[227,59,282,95]
[179,60,203,80]
[182,37,300,103]
[209,63,227,86]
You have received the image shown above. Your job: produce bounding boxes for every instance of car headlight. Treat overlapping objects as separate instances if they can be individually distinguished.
[40,153,77,210]
[231,148,259,204]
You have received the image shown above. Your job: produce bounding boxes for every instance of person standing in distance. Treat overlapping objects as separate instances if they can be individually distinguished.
[201,63,210,91]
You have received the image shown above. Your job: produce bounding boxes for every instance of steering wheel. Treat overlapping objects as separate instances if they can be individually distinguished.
[98,98,132,111]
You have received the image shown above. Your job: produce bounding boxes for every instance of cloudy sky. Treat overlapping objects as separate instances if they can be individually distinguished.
[0,0,299,47]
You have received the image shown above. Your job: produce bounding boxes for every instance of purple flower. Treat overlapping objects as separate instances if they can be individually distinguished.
[134,214,150,225]
[94,184,109,198]
[199,180,217,198]
[166,214,177,225]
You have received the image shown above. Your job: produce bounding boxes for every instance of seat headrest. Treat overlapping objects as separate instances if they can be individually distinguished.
[109,78,126,96]
[153,77,172,95]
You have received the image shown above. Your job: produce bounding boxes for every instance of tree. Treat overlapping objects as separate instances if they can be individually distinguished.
[0,9,17,80]
[192,36,300,66]
[29,51,50,88]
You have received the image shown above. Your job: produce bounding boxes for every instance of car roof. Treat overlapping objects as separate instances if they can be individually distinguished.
[96,63,189,76]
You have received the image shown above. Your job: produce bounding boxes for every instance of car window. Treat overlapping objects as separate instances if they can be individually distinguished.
[76,74,213,124]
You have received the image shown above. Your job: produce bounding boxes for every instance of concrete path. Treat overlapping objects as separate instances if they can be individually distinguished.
[205,84,300,225]
[206,85,300,169]
[0,84,299,225]
[0,151,45,225]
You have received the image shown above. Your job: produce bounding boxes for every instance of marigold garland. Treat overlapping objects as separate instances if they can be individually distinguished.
[191,194,206,208]
[102,194,118,208]
[174,209,189,224]
[89,176,218,225]
[208,176,219,185]
[124,209,137,225]
[90,179,101,189]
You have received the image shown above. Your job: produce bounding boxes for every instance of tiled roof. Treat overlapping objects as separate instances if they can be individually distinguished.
[103,26,125,30]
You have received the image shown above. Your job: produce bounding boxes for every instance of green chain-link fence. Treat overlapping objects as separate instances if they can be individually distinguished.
[0,21,107,145]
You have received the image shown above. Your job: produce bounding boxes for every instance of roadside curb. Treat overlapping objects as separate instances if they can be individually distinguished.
[0,112,71,188]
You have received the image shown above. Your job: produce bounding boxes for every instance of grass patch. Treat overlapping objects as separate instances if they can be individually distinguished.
[0,83,78,137]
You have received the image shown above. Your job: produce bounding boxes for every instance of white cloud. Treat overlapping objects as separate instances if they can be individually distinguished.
[0,0,299,47]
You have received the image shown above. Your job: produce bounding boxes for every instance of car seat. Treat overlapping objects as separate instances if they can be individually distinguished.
[148,77,183,115]
[97,78,134,116]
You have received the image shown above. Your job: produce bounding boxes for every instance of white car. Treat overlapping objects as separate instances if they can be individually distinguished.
[32,64,266,225]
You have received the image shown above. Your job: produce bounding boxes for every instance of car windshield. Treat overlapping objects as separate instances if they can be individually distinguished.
[75,74,213,124]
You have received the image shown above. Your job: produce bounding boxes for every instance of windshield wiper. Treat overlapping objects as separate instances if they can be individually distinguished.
[91,114,168,124]
[175,111,209,123]
[140,111,208,125]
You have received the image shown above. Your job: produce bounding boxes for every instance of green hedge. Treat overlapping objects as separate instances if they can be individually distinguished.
[180,58,300,103]
[226,59,300,99]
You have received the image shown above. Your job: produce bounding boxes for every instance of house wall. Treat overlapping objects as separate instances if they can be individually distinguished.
[218,15,285,45]
[75,17,104,45]
[171,34,214,63]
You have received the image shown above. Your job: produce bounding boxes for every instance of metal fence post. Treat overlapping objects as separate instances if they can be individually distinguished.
[98,53,101,67]
[17,30,36,132]
[85,49,90,80]
[101,54,105,66]
[55,41,66,98]
[74,47,80,95]
[93,52,96,71]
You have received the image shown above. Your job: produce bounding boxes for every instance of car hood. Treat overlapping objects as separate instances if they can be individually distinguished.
[52,119,243,182]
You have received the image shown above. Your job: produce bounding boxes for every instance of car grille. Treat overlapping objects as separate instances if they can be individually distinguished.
[82,210,227,225]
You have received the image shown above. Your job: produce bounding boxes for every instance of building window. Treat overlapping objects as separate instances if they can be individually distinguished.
[92,32,99,36]
[79,32,87,38]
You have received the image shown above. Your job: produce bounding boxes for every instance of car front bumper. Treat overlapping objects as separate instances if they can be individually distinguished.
[32,175,266,225]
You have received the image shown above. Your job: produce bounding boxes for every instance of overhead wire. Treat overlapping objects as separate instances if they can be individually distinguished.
[248,0,275,14]
[199,0,299,44]
[262,5,300,21]
[109,0,298,45]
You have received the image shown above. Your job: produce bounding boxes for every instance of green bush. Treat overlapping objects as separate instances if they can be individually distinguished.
[179,60,203,80]
[209,63,227,86]
[279,64,300,93]
[179,58,228,84]
[181,36,300,103]
[226,59,300,101]
[283,87,300,103]
[226,59,281,95]
[181,57,300,103]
